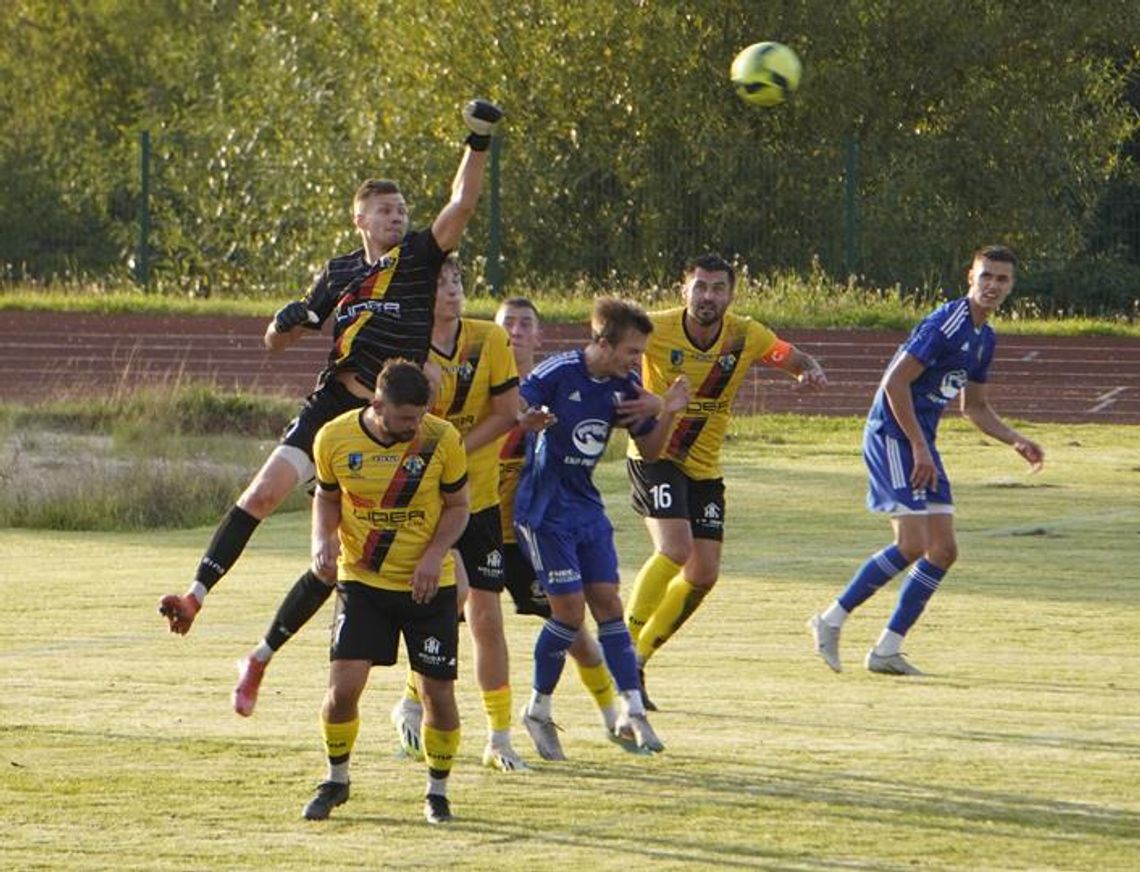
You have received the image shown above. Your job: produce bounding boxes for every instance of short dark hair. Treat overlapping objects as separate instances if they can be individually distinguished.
[354,178,402,207]
[591,297,653,345]
[497,296,540,320]
[376,359,430,407]
[973,244,1019,271]
[686,253,735,289]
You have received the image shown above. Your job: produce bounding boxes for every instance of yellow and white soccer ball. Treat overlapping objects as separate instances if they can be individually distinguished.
[730,41,802,107]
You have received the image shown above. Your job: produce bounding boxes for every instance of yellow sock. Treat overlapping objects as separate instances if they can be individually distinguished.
[626,552,683,647]
[423,724,461,775]
[637,575,710,664]
[575,659,616,711]
[404,670,421,704]
[321,715,360,762]
[482,685,512,733]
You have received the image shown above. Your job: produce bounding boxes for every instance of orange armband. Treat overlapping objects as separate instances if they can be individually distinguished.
[759,339,794,366]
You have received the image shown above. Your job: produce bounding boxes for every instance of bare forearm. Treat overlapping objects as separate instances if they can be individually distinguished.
[464,410,516,454]
[884,384,928,449]
[425,503,469,559]
[264,324,305,351]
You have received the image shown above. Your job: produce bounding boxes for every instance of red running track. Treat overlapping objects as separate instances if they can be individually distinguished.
[1,310,1138,424]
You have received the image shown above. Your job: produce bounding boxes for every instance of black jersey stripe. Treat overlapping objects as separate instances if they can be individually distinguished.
[381,437,440,507]
[358,528,398,575]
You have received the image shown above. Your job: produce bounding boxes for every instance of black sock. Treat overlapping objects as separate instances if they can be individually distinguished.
[195,506,261,590]
[264,570,335,651]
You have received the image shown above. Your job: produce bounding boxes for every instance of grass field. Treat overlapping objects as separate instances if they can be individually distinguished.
[2,416,1138,870]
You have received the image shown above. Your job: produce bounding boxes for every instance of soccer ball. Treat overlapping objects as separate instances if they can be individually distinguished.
[730,41,802,107]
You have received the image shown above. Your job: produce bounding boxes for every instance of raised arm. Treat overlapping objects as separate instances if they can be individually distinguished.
[431,100,503,252]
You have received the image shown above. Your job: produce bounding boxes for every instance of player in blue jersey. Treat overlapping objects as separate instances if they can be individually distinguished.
[808,245,1045,675]
[514,298,690,758]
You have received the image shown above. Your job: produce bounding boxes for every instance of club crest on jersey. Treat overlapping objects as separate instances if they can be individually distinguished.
[571,419,610,458]
[717,353,737,371]
[670,349,684,367]
[457,361,475,381]
[403,455,426,475]
[347,452,363,471]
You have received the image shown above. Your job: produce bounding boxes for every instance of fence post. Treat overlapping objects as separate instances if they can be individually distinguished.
[136,129,151,289]
[486,135,503,295]
[843,133,859,278]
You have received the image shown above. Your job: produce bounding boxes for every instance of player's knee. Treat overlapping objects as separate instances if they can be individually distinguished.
[237,478,289,517]
[464,592,503,637]
[926,542,958,568]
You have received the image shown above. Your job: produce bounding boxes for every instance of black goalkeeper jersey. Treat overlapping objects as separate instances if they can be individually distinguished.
[300,229,446,390]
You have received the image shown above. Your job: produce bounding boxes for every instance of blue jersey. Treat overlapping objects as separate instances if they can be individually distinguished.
[514,349,655,530]
[867,298,996,443]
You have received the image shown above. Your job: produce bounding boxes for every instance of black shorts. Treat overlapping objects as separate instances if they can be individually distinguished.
[627,458,726,542]
[330,582,458,680]
[280,379,369,460]
[502,542,551,617]
[455,505,505,592]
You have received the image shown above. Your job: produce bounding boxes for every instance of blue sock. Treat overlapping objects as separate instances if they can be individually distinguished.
[597,617,640,693]
[533,618,578,694]
[887,559,947,635]
[837,545,910,612]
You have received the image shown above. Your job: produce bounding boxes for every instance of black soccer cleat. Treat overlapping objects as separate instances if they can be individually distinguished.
[423,792,452,824]
[302,780,350,821]
[638,667,658,712]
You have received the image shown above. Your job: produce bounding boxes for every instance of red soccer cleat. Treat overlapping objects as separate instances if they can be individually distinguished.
[232,655,268,717]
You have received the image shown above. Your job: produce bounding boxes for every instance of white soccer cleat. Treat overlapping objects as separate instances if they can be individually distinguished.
[390,697,425,760]
[519,705,567,761]
[808,613,843,673]
[865,650,925,676]
[618,712,664,754]
[481,740,529,772]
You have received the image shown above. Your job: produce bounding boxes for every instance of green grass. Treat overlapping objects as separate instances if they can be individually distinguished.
[4,278,1138,336]
[2,415,1138,869]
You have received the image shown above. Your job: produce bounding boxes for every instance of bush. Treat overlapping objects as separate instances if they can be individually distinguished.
[1016,256,1140,320]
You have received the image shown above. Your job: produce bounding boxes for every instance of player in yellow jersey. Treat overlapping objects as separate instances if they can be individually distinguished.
[390,258,546,772]
[302,360,469,825]
[625,253,828,708]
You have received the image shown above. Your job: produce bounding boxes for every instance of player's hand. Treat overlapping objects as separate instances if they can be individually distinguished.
[462,99,503,151]
[157,591,201,635]
[909,443,939,491]
[411,555,443,604]
[661,375,691,414]
[518,405,557,432]
[311,537,340,580]
[796,364,828,392]
[1013,438,1045,473]
[273,301,317,334]
[616,383,664,428]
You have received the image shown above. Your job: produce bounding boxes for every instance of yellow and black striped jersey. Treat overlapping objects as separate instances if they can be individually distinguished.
[497,423,528,543]
[315,409,467,591]
[628,307,779,479]
[429,318,518,513]
[307,231,446,390]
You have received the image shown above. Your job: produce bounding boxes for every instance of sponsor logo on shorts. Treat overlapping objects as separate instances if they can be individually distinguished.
[418,635,450,668]
[545,568,581,587]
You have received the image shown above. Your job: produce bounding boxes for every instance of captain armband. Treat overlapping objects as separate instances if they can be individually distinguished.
[759,339,794,366]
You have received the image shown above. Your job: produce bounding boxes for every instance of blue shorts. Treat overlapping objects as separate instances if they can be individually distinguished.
[514,513,619,595]
[863,425,954,515]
